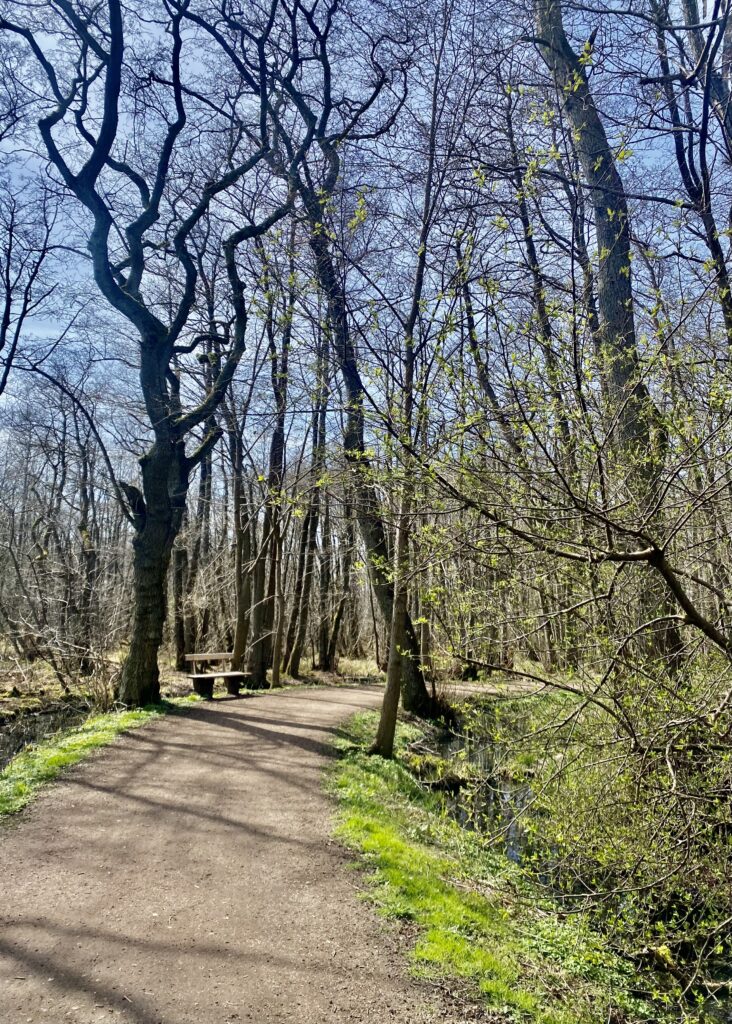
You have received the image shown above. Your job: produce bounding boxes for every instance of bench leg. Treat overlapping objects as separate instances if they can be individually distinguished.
[192,678,215,700]
[225,678,242,696]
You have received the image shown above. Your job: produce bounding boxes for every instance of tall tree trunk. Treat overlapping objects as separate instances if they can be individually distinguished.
[226,412,253,672]
[270,522,285,688]
[289,347,326,676]
[283,504,312,669]
[534,0,682,666]
[172,544,187,670]
[247,522,268,687]
[317,489,332,670]
[119,433,189,706]
[534,0,656,454]
[371,487,411,757]
[75,426,99,674]
[324,505,355,671]
[303,178,432,715]
[287,491,319,677]
[183,445,212,652]
[249,230,294,680]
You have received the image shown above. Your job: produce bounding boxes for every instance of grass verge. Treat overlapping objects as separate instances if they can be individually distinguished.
[328,711,676,1024]
[0,697,197,818]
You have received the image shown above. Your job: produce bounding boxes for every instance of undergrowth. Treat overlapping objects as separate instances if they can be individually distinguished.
[328,711,686,1024]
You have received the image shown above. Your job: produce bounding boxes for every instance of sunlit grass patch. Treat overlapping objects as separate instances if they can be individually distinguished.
[333,656,383,679]
[328,711,670,1024]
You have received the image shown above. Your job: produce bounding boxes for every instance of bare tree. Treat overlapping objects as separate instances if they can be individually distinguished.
[0,0,310,703]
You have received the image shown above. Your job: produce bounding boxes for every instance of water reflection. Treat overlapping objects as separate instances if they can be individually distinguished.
[0,702,87,768]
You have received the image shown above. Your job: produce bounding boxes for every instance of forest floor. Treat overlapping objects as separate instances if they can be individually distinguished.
[0,684,488,1024]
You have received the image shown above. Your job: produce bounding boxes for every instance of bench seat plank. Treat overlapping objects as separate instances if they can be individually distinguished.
[189,672,247,680]
[189,670,248,699]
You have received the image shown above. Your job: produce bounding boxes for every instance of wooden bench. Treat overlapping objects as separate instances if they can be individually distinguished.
[185,652,269,696]
[185,653,241,698]
[189,671,248,699]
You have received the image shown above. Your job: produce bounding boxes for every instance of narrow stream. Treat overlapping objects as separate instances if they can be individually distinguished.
[0,702,89,769]
[425,706,732,1023]
[439,732,531,863]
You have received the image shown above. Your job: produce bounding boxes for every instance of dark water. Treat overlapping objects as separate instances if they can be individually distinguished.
[0,702,89,768]
[447,775,530,862]
[704,1002,732,1023]
[437,730,532,863]
[429,715,732,1023]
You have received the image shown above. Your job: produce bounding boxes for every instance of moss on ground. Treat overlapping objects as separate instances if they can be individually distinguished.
[328,711,681,1024]
[0,697,198,818]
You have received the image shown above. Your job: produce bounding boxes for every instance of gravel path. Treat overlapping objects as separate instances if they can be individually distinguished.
[0,686,476,1024]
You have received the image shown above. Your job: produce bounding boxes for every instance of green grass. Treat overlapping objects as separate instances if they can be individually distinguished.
[0,680,282,820]
[0,698,196,818]
[328,712,679,1024]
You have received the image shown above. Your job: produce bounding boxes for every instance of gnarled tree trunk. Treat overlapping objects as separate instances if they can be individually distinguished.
[119,429,190,706]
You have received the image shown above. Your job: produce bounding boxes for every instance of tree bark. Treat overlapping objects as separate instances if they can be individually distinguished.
[287,493,319,677]
[317,489,333,670]
[534,0,656,452]
[284,505,312,670]
[247,524,269,688]
[270,522,285,688]
[304,183,432,715]
[534,0,682,666]
[172,545,187,671]
[119,431,189,706]
[371,489,411,758]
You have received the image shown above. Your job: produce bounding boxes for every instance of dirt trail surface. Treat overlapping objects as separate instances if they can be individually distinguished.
[0,686,476,1024]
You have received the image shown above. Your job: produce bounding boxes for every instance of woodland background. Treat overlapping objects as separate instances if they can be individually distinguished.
[1,0,732,1003]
